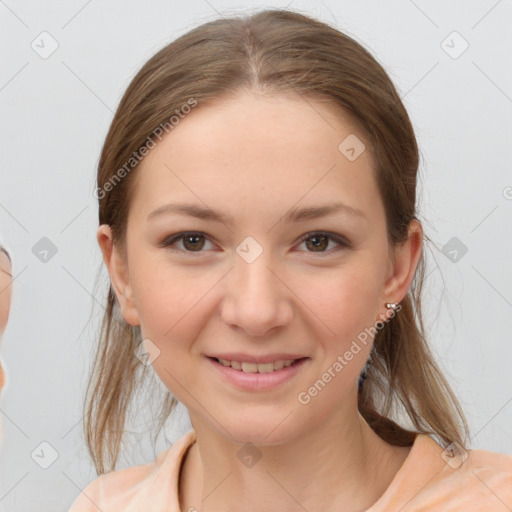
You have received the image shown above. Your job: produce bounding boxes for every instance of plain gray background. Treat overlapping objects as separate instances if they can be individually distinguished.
[1,0,511,510]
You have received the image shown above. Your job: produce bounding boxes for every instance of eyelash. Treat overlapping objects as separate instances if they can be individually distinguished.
[159,231,351,256]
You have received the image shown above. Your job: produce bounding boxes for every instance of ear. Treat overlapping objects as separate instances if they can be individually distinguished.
[97,225,140,326]
[379,219,423,314]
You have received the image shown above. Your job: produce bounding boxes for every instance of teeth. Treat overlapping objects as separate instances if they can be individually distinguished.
[241,362,258,373]
[217,358,298,373]
[273,360,285,370]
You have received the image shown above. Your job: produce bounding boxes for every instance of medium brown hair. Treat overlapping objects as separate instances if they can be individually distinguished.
[85,8,469,474]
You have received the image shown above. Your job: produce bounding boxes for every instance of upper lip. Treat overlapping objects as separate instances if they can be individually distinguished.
[206,353,308,364]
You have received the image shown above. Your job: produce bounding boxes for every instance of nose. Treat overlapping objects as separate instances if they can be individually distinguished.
[220,246,293,337]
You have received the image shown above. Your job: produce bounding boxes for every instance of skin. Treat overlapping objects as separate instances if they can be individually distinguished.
[0,249,12,393]
[98,90,423,512]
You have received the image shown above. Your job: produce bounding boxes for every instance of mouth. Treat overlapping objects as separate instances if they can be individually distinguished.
[206,355,310,391]
[208,356,308,373]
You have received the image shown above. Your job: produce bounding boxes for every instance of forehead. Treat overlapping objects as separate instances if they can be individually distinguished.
[129,91,382,225]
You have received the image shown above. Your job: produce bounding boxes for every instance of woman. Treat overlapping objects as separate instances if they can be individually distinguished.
[0,239,12,434]
[69,9,512,511]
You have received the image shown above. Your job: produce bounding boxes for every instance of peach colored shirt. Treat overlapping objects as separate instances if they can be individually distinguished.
[68,430,512,511]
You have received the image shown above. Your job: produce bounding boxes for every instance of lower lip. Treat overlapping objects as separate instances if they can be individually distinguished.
[207,356,309,391]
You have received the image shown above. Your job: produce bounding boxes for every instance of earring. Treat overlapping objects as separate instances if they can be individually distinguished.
[385,302,399,310]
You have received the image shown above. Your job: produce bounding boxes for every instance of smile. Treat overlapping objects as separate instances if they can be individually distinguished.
[207,356,310,391]
[215,357,299,373]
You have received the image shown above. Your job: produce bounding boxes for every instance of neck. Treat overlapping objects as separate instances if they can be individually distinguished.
[179,395,410,512]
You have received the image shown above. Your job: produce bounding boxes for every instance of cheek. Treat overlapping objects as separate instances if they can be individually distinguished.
[134,280,194,337]
[303,261,382,342]
[132,249,384,343]
[131,265,209,402]
[130,258,216,353]
[298,259,383,400]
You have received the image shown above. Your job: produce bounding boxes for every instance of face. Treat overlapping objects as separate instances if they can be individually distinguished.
[0,249,12,394]
[100,91,420,445]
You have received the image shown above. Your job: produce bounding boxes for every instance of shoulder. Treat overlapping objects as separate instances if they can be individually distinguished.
[406,437,512,510]
[67,430,196,512]
[372,434,512,512]
[435,446,512,504]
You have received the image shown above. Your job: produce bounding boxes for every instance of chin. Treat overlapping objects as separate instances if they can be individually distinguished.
[211,409,310,447]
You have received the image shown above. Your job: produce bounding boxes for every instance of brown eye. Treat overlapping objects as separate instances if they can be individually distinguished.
[304,234,329,252]
[160,231,350,256]
[181,233,205,251]
[161,232,214,253]
[297,232,351,255]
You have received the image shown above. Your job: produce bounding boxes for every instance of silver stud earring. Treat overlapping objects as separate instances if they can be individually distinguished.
[385,302,399,310]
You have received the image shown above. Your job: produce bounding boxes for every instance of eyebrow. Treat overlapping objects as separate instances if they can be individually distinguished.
[147,201,366,226]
